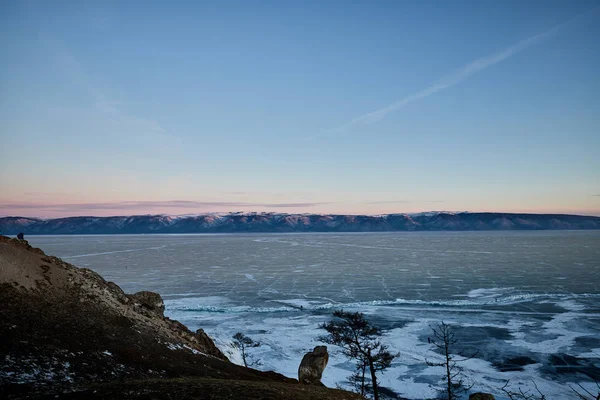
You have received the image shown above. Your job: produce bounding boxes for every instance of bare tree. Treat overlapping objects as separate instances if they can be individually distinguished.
[319,310,397,400]
[501,380,547,400]
[570,381,600,400]
[500,379,600,400]
[232,332,261,368]
[427,321,476,400]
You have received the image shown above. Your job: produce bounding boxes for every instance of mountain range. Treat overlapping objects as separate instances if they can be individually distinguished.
[1,212,599,235]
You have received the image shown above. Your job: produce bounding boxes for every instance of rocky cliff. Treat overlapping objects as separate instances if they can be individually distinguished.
[0,236,360,399]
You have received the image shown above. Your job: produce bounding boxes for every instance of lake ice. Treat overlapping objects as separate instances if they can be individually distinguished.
[27,231,600,399]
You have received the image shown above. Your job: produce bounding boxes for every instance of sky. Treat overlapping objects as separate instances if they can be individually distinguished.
[1,0,599,218]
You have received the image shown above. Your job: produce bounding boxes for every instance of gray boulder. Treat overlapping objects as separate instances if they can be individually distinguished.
[298,346,329,385]
[128,291,165,316]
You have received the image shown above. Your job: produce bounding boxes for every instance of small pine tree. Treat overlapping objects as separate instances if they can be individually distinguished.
[232,332,261,368]
[348,356,369,396]
[319,310,397,400]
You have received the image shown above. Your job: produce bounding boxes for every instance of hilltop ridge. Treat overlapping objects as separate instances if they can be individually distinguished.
[1,212,599,235]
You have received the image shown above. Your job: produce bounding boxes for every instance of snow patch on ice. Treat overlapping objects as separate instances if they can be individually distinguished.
[467,287,514,299]
[507,300,589,354]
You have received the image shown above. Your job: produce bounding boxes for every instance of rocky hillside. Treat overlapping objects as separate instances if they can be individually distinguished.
[0,236,360,399]
[1,212,599,234]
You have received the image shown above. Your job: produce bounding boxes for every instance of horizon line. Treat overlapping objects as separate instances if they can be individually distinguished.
[2,210,600,219]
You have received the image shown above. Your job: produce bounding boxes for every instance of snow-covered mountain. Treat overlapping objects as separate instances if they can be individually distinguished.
[0,212,599,235]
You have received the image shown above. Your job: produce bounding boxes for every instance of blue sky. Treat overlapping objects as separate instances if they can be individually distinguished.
[1,0,599,217]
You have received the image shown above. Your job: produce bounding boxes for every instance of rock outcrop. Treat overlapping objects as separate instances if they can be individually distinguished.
[5,237,44,255]
[128,290,166,316]
[0,235,360,400]
[298,346,329,385]
[469,393,496,400]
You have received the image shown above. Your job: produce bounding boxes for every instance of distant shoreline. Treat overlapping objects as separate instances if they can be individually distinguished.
[2,212,599,235]
[2,230,600,237]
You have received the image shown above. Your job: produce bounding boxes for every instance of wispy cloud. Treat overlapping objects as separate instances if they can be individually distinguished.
[363,200,444,205]
[364,200,411,205]
[221,191,249,196]
[328,8,597,133]
[39,34,167,137]
[0,200,332,213]
[267,202,331,208]
[24,192,67,197]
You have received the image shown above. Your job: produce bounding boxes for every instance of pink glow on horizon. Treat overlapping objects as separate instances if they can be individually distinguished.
[1,200,599,218]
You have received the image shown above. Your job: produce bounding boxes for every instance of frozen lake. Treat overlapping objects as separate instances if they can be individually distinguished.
[27,231,600,399]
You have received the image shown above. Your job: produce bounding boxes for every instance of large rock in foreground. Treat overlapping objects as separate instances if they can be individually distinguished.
[0,236,360,400]
[298,346,329,385]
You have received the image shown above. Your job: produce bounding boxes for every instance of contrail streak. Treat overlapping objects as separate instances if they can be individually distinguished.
[329,8,597,133]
